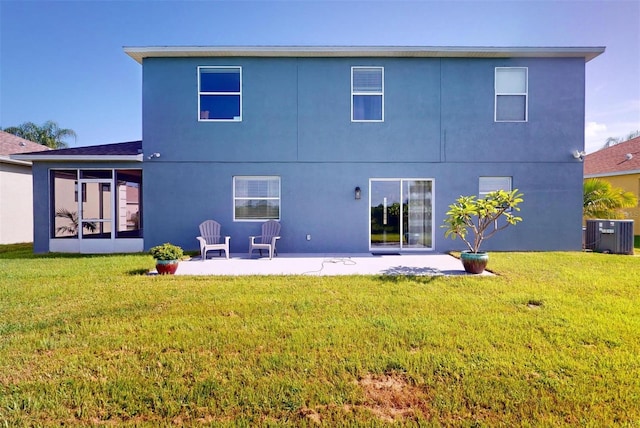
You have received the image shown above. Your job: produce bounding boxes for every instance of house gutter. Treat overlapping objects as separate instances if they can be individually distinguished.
[1,155,32,166]
[10,154,144,162]
[585,170,640,178]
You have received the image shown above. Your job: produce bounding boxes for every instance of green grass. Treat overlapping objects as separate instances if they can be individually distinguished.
[1,243,639,426]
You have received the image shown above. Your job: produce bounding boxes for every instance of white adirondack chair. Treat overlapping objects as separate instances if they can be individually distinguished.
[248,220,281,259]
[197,220,230,260]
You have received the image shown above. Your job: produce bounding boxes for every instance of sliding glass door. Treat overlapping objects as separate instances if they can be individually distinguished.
[369,179,433,251]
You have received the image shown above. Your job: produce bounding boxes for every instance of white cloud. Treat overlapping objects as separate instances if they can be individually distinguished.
[584,121,609,153]
[585,121,607,138]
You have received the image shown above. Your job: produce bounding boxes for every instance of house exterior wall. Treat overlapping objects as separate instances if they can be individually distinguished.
[0,162,35,244]
[139,55,587,253]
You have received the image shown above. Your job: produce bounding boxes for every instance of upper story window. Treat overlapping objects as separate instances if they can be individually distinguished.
[495,67,527,122]
[233,176,281,221]
[198,66,242,121]
[352,67,384,122]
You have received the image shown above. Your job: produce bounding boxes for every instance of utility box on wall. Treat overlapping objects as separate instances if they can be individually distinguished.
[585,219,634,255]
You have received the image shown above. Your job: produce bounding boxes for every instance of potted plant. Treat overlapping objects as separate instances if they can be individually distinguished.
[149,242,184,275]
[442,189,523,274]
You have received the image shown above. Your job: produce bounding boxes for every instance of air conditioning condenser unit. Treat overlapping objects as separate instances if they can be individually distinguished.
[585,219,634,255]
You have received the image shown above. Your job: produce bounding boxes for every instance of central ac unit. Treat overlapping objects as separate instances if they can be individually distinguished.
[585,219,634,255]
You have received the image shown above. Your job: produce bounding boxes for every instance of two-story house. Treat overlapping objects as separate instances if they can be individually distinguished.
[16,46,604,254]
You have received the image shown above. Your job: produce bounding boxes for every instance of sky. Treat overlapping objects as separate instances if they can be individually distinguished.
[1,0,638,154]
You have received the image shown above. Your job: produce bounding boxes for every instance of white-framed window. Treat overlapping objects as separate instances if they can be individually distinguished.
[352,66,384,122]
[495,67,527,122]
[233,176,281,221]
[198,66,242,121]
[479,176,512,198]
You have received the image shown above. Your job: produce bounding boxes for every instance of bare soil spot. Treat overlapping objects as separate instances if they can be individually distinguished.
[300,373,432,424]
[356,373,431,422]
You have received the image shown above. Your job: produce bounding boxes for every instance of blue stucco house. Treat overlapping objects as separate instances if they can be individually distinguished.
[15,45,605,254]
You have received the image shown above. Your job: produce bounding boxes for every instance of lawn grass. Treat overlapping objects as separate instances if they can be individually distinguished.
[1,243,639,426]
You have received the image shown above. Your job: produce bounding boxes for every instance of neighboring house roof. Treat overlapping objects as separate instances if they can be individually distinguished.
[0,130,50,155]
[0,130,50,166]
[124,45,605,64]
[11,140,143,162]
[584,136,640,178]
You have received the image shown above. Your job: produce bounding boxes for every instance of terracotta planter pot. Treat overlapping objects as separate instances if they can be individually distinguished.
[460,251,489,274]
[155,260,179,275]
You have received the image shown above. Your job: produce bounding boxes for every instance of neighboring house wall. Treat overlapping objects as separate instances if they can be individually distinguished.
[601,174,640,234]
[0,159,35,244]
[584,136,640,235]
[139,54,589,253]
[0,131,49,245]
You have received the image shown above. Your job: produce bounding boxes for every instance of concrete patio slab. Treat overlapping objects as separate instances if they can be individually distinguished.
[158,253,494,276]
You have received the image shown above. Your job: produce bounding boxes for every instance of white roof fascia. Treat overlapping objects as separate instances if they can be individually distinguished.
[10,154,144,162]
[1,155,32,166]
[124,46,606,64]
[585,170,640,179]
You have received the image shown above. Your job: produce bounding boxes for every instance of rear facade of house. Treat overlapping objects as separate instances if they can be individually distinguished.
[26,46,604,254]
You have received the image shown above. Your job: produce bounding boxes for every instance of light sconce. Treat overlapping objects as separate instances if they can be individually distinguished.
[147,152,161,160]
[355,186,362,200]
[572,150,586,162]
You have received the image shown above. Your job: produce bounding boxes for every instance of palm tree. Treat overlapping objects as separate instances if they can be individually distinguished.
[55,208,97,237]
[583,178,637,219]
[2,120,76,148]
[601,130,640,149]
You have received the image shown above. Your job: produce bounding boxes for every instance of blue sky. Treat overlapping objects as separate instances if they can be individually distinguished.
[1,0,638,153]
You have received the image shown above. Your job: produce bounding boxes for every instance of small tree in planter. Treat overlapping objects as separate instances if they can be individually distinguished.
[442,189,523,273]
[149,243,184,275]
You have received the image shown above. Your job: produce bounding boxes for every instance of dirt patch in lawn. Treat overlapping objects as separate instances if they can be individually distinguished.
[356,373,431,422]
[302,372,431,424]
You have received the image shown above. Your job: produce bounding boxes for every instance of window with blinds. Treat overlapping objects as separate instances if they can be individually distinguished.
[495,67,527,122]
[233,176,281,221]
[479,176,512,197]
[198,66,242,121]
[352,66,384,122]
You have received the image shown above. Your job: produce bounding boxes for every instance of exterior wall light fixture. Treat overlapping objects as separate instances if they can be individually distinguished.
[147,152,161,160]
[355,186,361,200]
[572,150,586,162]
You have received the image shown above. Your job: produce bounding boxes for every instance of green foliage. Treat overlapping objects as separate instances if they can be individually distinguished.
[1,244,639,425]
[583,178,637,219]
[2,120,76,148]
[442,189,524,253]
[148,243,184,261]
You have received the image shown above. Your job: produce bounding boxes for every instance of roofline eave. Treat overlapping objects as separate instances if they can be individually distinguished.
[10,154,144,162]
[0,155,32,166]
[585,170,640,178]
[123,45,606,64]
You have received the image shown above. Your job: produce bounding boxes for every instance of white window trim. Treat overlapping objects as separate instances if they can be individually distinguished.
[233,176,281,222]
[198,66,242,122]
[479,176,512,197]
[351,66,384,122]
[494,67,528,123]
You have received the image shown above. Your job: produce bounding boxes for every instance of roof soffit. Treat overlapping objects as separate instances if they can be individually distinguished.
[124,45,606,64]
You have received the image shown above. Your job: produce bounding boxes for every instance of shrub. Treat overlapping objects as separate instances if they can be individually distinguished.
[149,243,184,261]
